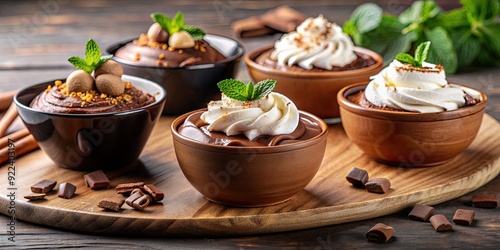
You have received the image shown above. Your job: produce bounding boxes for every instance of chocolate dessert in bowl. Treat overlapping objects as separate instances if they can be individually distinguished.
[108,12,244,115]
[245,15,383,121]
[14,39,166,170]
[338,42,487,167]
[171,79,328,207]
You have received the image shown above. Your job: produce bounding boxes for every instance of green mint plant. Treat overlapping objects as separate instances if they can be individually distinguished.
[151,12,205,39]
[68,39,112,74]
[217,79,277,101]
[343,0,500,74]
[395,41,430,67]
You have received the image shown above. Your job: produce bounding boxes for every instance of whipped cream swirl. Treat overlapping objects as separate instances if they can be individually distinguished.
[200,93,299,140]
[270,15,357,70]
[365,59,481,113]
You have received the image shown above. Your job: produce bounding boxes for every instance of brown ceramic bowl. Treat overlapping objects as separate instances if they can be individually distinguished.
[107,34,244,115]
[171,109,328,207]
[337,83,487,167]
[245,44,383,121]
[14,75,166,171]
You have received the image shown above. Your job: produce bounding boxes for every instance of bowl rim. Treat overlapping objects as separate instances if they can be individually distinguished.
[107,34,245,70]
[14,74,167,118]
[337,82,488,121]
[244,44,384,79]
[171,108,329,153]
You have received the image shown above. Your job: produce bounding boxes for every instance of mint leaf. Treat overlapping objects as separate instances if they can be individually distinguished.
[151,13,172,34]
[217,79,277,101]
[399,1,441,25]
[433,9,469,29]
[349,3,383,33]
[68,56,94,74]
[395,53,420,67]
[450,28,481,68]
[414,41,431,64]
[85,39,101,65]
[478,23,500,56]
[170,11,184,34]
[217,79,248,101]
[253,79,277,100]
[460,0,500,23]
[424,27,458,73]
[182,25,205,40]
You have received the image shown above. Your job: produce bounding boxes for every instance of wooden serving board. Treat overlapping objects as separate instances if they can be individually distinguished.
[1,114,499,237]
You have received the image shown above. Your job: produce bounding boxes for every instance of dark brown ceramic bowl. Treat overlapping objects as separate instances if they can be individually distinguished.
[107,34,244,115]
[338,83,487,167]
[171,109,328,207]
[245,44,383,121]
[14,75,166,171]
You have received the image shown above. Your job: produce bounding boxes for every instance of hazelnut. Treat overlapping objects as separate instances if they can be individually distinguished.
[147,23,169,43]
[94,60,123,78]
[66,70,95,93]
[168,31,195,49]
[95,74,125,97]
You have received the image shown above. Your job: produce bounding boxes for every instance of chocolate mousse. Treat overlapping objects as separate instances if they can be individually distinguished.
[30,39,156,114]
[31,80,155,114]
[257,15,376,72]
[178,78,323,146]
[256,49,376,72]
[178,111,322,146]
[114,12,226,67]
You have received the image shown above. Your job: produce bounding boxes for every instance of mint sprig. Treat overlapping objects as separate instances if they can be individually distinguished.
[68,39,112,74]
[217,79,277,101]
[150,12,205,39]
[395,41,430,67]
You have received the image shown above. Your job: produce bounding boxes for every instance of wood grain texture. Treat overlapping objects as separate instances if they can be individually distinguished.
[1,114,498,237]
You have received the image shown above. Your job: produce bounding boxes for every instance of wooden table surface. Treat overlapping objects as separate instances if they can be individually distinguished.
[1,0,499,248]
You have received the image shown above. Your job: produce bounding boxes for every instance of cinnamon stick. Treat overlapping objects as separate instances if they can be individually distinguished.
[0,102,19,137]
[0,134,38,166]
[0,90,17,111]
[0,128,30,149]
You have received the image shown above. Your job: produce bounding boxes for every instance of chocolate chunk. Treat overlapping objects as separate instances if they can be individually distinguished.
[24,193,46,201]
[115,182,145,195]
[84,170,110,190]
[472,194,498,208]
[132,195,151,211]
[125,191,144,207]
[143,184,164,202]
[365,178,391,194]
[260,6,305,33]
[30,179,57,193]
[430,214,453,232]
[231,16,276,38]
[346,167,369,188]
[57,182,76,199]
[98,197,125,212]
[365,223,395,242]
[408,204,434,222]
[452,209,475,226]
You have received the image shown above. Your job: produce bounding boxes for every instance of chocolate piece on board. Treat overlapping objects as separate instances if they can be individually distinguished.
[30,179,57,193]
[232,16,276,38]
[98,197,125,212]
[408,204,435,222]
[260,6,305,33]
[57,182,76,199]
[472,194,498,208]
[115,182,145,195]
[84,170,110,189]
[430,214,453,232]
[365,223,395,242]
[132,195,151,211]
[365,178,391,194]
[144,184,164,202]
[346,167,369,188]
[24,193,46,201]
[452,209,475,226]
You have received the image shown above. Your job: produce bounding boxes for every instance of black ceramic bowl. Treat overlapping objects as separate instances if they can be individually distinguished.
[107,34,244,115]
[14,75,166,171]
